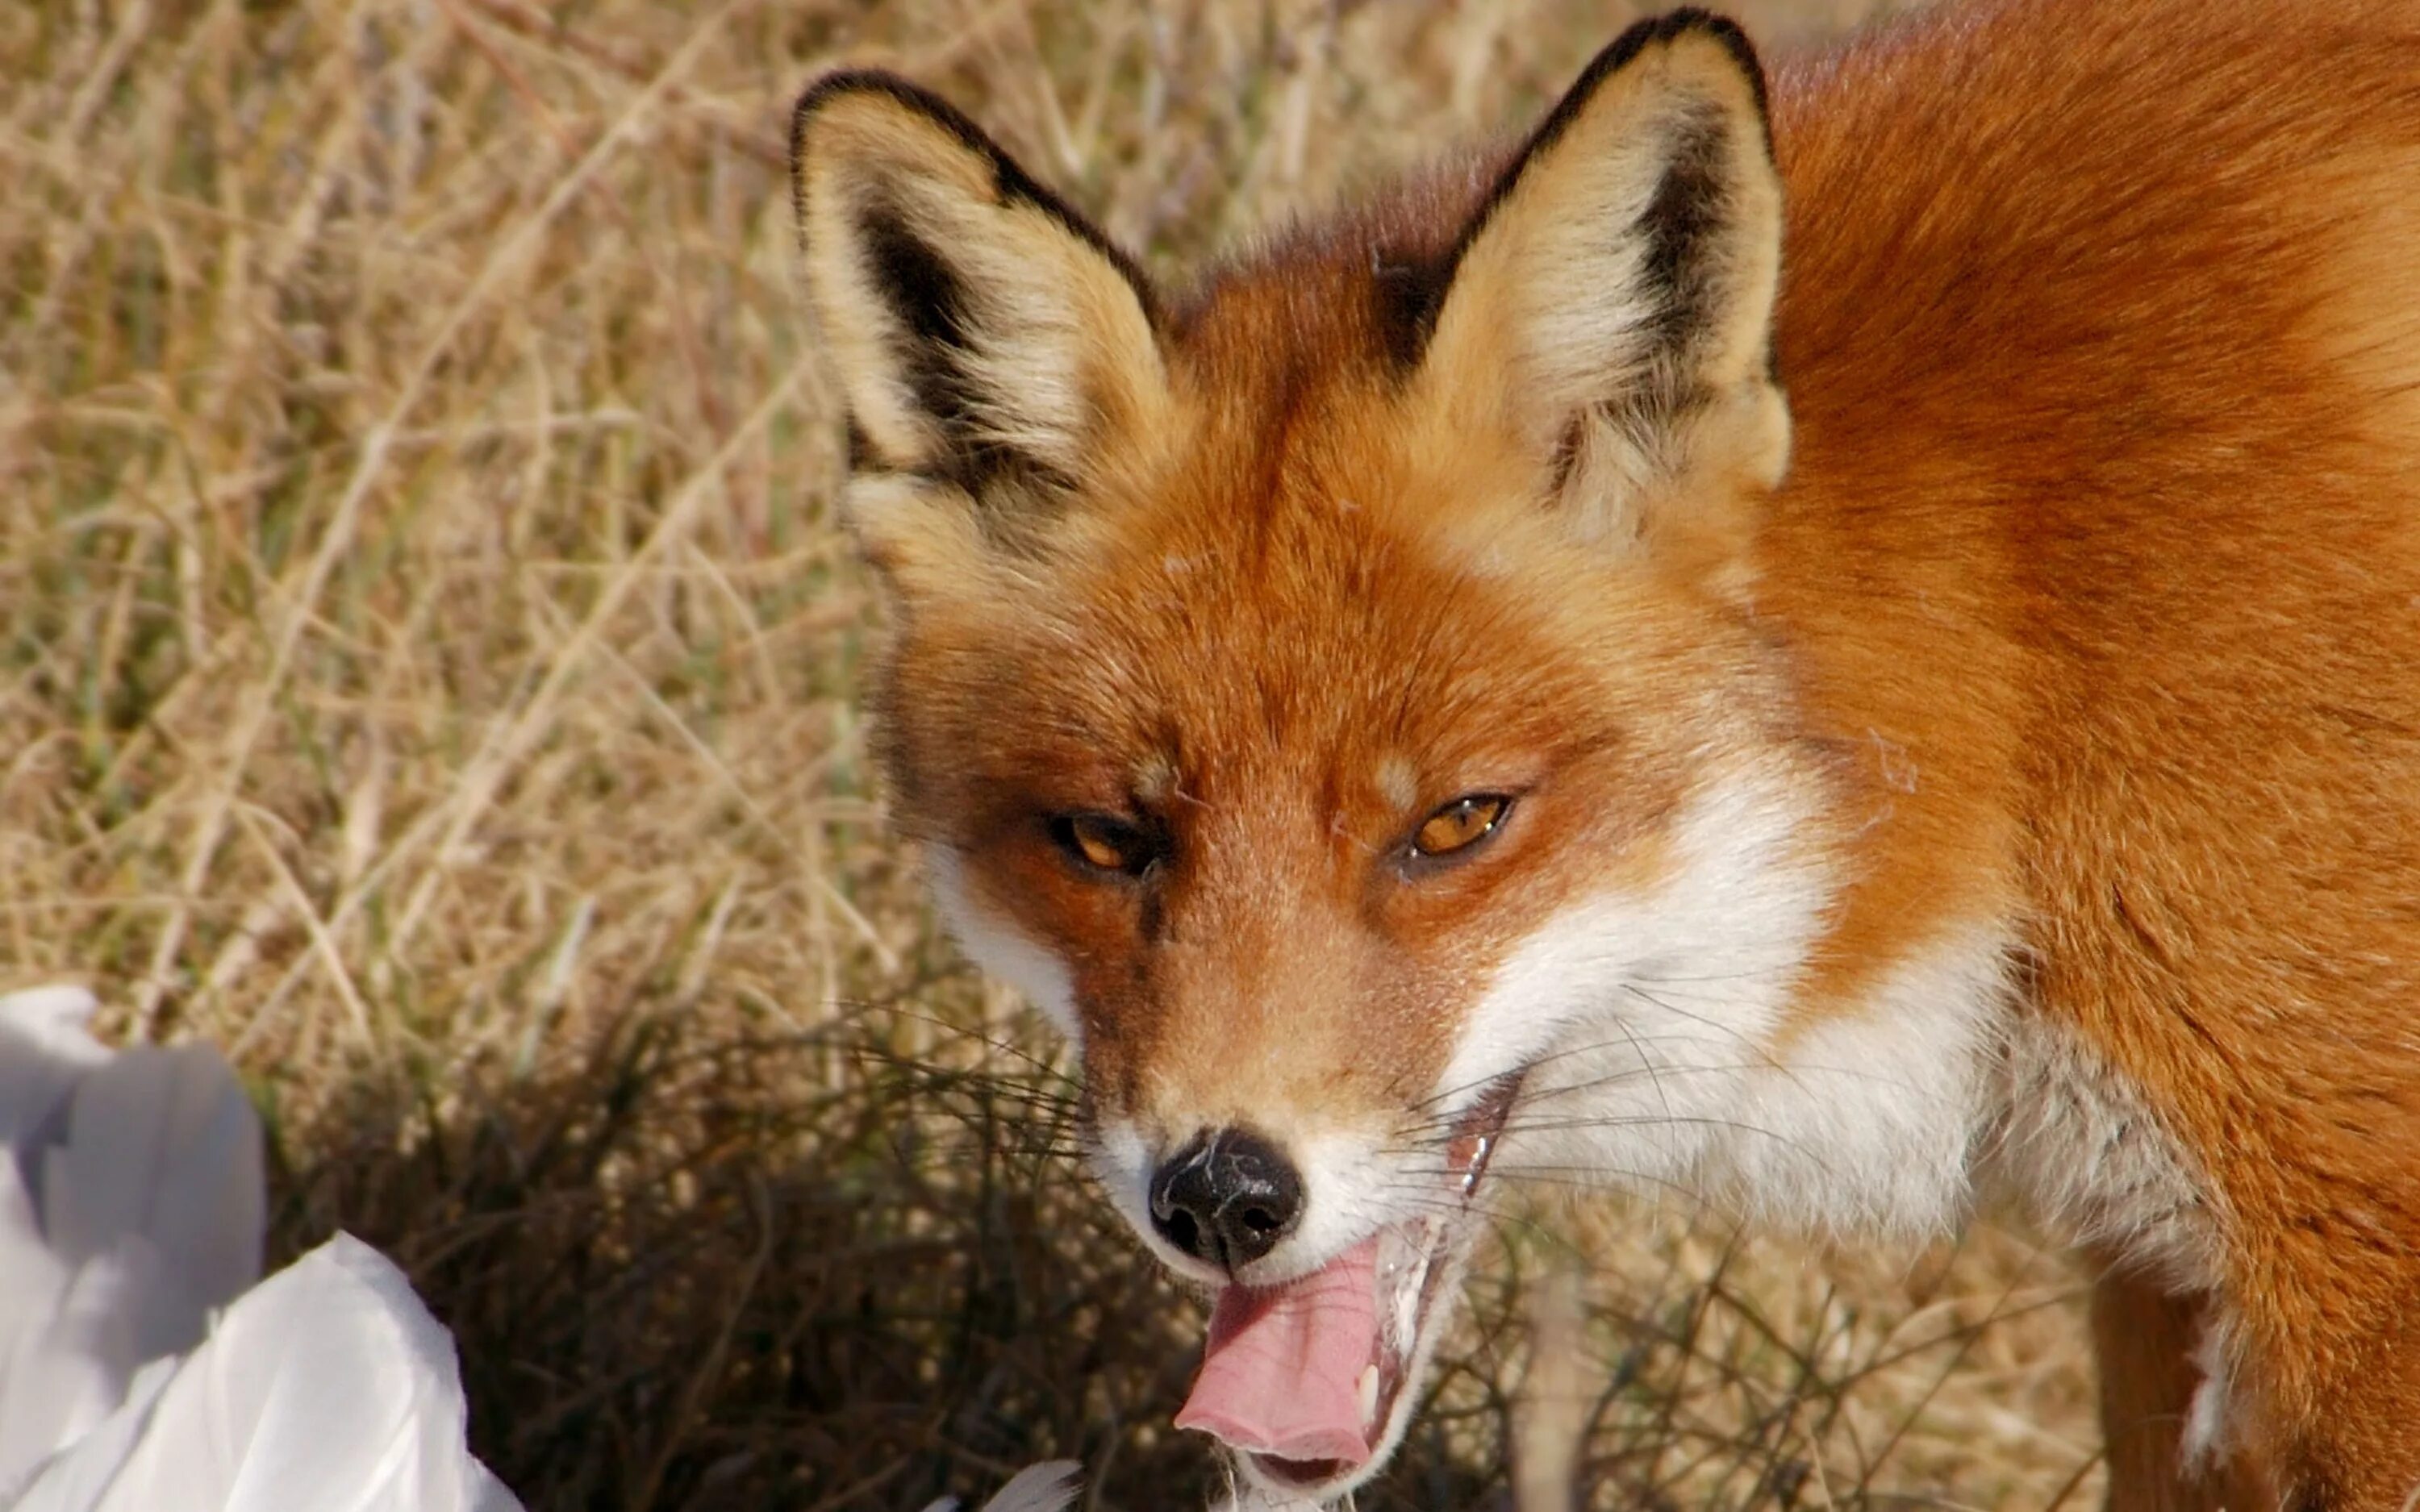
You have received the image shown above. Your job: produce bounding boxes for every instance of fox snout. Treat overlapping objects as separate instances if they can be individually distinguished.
[1146,1128,1305,1273]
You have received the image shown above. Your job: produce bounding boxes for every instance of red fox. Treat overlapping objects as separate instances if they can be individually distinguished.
[789,0,2420,1504]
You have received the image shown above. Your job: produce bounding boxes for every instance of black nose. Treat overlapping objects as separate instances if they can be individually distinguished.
[1148,1128,1304,1272]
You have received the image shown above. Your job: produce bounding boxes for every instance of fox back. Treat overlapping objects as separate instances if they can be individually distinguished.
[790,0,2420,1504]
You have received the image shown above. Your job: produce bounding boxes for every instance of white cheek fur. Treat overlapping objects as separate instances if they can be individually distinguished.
[924,848,1083,1048]
[1435,760,2011,1240]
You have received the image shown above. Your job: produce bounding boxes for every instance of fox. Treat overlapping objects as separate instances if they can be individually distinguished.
[786,0,2420,1505]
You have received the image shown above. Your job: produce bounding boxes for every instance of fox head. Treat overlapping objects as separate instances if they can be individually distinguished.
[792,11,1892,1498]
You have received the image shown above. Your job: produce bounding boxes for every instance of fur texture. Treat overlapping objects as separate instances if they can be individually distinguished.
[792,0,2420,1503]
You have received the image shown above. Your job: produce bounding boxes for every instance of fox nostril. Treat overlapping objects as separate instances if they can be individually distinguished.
[1161,1207,1202,1258]
[1147,1127,1304,1273]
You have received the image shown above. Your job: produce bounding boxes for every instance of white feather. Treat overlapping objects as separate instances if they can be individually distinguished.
[0,987,111,1145]
[2,1354,178,1512]
[41,1040,265,1331]
[0,985,519,1512]
[10,1235,521,1512]
[0,989,263,1485]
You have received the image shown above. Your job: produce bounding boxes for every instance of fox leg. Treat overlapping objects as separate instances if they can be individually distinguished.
[2092,1264,2274,1512]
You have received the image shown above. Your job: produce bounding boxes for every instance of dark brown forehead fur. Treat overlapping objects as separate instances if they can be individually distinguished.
[974,489,1622,818]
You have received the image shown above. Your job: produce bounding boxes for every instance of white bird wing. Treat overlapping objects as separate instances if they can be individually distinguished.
[10,1233,524,1512]
[0,1188,171,1489]
[0,1356,177,1512]
[0,988,265,1487]
[43,1042,265,1355]
[0,988,110,1148]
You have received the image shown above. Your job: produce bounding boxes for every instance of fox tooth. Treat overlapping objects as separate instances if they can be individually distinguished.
[1357,1363,1381,1424]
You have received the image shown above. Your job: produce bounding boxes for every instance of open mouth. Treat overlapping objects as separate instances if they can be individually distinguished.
[1171,1073,1524,1497]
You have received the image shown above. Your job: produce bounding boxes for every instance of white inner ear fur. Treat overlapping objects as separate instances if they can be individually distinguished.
[1414,34,1788,542]
[795,94,1167,482]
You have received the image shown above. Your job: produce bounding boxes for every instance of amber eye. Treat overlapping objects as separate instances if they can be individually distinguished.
[1412,794,1512,859]
[1052,813,1153,875]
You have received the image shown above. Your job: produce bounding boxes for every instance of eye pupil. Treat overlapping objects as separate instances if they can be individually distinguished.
[1413,794,1509,858]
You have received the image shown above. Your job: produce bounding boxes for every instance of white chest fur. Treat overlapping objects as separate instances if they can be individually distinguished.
[1982,1005,2222,1290]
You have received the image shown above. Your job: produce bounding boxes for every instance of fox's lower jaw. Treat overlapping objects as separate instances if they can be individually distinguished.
[1170,1221,1452,1497]
[1164,1073,1525,1501]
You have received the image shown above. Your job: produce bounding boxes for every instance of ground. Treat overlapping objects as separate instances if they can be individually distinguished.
[1,0,2101,1506]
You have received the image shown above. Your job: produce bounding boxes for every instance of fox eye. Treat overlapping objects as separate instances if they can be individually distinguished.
[1412,794,1512,859]
[1051,813,1154,876]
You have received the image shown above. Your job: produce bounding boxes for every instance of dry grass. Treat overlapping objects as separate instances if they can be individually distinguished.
[2,0,2104,1506]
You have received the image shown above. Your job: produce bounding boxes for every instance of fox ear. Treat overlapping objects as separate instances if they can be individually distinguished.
[790,73,1167,555]
[1412,12,1787,547]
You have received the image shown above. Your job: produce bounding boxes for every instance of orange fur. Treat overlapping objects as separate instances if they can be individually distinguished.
[793,0,2420,1503]
[1771,3,2420,1501]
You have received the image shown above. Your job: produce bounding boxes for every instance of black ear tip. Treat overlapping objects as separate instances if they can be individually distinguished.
[789,68,998,172]
[1670,10,1771,127]
[1580,8,1771,133]
[791,65,920,117]
[786,65,1162,327]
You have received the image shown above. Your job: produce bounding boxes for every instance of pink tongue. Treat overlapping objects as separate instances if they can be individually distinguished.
[1173,1236,1381,1467]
